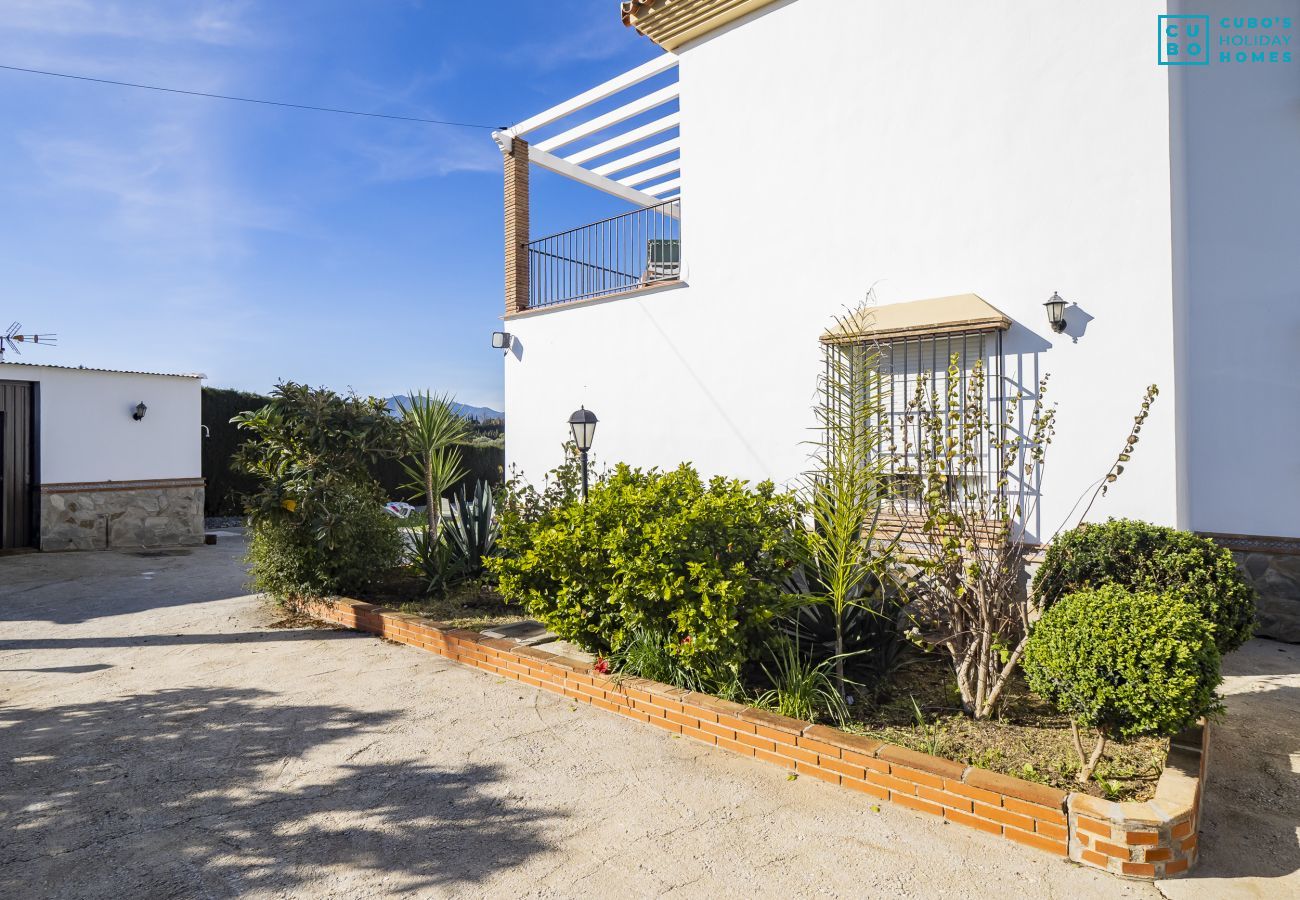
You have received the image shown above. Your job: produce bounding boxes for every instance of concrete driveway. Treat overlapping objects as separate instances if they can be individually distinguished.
[1,537,1295,899]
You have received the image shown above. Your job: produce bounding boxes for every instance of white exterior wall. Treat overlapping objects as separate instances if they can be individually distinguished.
[506,0,1180,540]
[0,364,202,483]
[1170,0,1300,539]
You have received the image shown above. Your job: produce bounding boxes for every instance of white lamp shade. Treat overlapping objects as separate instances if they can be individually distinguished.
[568,407,598,451]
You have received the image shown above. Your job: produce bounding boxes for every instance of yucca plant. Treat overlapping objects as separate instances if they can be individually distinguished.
[755,636,851,725]
[398,391,468,536]
[444,479,499,576]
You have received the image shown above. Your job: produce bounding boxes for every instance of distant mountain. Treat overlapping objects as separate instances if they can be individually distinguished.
[385,395,503,422]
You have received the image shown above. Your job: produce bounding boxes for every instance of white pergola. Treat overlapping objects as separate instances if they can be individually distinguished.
[493,54,681,209]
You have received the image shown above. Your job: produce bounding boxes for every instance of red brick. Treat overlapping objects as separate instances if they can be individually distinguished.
[944,807,1002,835]
[736,731,777,753]
[893,792,944,817]
[699,720,736,741]
[1004,826,1067,856]
[1093,839,1133,859]
[819,757,868,780]
[665,710,701,729]
[945,779,1003,806]
[1179,835,1198,853]
[680,724,717,746]
[972,801,1034,833]
[798,764,841,786]
[1076,816,1113,838]
[648,716,682,735]
[590,697,618,713]
[865,771,917,796]
[1003,796,1066,825]
[619,707,650,724]
[755,724,799,745]
[717,736,754,757]
[841,776,889,801]
[718,714,756,734]
[1143,847,1173,863]
[782,744,821,767]
[1036,820,1068,842]
[795,735,842,757]
[888,764,946,791]
[1126,830,1160,845]
[1172,819,1195,839]
[963,768,1069,809]
[739,707,807,736]
[917,786,972,813]
[1080,849,1111,868]
[754,747,796,769]
[1121,861,1156,877]
[877,745,968,781]
[1164,857,1189,875]
[842,749,889,772]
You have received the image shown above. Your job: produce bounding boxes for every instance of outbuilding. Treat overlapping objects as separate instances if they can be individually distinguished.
[0,361,204,551]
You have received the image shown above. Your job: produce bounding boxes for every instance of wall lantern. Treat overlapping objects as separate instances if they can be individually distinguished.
[132,401,148,421]
[491,331,513,350]
[568,406,598,502]
[1043,292,1068,333]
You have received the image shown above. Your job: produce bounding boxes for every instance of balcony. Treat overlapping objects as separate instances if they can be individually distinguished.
[526,199,681,309]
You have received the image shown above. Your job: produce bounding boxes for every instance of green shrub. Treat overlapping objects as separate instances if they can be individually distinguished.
[234,382,404,602]
[247,478,404,600]
[1023,585,1221,781]
[1033,519,1256,653]
[487,463,798,680]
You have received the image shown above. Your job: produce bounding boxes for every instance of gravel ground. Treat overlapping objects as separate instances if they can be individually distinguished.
[0,537,1293,898]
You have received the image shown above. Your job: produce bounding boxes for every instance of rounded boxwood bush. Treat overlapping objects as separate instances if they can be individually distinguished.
[1032,519,1256,653]
[1023,585,1221,743]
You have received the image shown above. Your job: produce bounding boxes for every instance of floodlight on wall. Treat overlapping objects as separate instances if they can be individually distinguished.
[1044,292,1068,333]
[132,401,148,421]
[568,406,598,502]
[491,331,513,350]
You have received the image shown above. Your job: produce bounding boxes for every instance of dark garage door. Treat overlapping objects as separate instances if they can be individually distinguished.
[0,380,35,549]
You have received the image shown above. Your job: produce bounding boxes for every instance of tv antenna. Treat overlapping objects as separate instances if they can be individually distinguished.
[1,323,58,359]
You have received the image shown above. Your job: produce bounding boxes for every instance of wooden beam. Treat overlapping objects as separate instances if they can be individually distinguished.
[528,145,672,211]
[592,137,680,176]
[619,159,681,188]
[536,84,679,153]
[509,55,677,139]
[564,113,680,166]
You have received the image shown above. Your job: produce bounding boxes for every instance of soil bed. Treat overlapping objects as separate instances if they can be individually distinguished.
[843,649,1167,801]
[354,574,528,632]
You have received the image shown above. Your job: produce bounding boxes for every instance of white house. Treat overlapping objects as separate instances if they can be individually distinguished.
[0,361,205,551]
[493,1,1299,636]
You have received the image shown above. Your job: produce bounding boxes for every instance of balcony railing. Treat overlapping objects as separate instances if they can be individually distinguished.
[526,198,681,309]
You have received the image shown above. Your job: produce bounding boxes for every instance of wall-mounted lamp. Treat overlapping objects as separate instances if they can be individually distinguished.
[132,401,148,421]
[491,331,513,350]
[1043,292,1068,334]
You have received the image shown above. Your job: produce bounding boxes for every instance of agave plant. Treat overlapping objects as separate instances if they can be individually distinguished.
[443,479,499,576]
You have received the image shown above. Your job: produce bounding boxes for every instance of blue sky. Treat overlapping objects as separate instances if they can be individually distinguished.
[0,0,659,408]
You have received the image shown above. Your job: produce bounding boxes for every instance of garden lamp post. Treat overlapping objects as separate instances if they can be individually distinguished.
[568,406,598,502]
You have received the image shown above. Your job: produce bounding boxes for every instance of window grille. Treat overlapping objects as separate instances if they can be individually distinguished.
[833,331,1006,507]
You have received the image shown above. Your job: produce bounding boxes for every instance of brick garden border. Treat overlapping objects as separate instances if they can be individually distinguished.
[304,597,1209,880]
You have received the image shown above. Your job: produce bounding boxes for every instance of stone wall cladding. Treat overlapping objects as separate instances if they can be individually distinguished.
[40,479,205,551]
[303,597,1213,879]
[1232,548,1300,643]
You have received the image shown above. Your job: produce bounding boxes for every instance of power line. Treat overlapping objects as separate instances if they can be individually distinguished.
[0,63,506,130]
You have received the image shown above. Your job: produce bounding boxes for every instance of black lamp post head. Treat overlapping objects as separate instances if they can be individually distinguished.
[568,406,598,452]
[1044,292,1068,333]
[132,401,148,421]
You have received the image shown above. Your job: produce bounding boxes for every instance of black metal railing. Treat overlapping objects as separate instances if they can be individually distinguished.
[526,198,681,309]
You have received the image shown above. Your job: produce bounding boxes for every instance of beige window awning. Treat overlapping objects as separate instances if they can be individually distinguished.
[820,293,1012,344]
